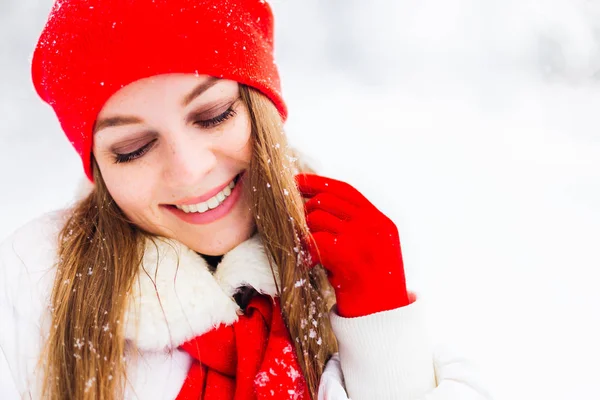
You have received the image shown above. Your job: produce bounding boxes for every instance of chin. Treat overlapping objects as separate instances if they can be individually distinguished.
[184,221,256,256]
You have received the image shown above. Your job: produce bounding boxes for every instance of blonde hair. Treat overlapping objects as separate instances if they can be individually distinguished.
[39,85,338,399]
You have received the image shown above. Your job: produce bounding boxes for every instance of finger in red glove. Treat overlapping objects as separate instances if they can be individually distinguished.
[295,173,410,317]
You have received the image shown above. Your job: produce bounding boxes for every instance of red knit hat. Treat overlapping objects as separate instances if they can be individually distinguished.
[32,0,287,181]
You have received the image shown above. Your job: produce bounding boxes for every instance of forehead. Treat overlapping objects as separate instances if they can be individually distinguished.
[98,74,237,115]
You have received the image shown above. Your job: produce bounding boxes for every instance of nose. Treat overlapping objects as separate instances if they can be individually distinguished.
[162,134,217,188]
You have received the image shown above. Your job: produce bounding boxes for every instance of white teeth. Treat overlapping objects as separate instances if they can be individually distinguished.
[207,197,219,209]
[175,174,239,214]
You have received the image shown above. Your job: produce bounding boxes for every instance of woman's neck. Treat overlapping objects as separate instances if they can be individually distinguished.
[199,253,223,272]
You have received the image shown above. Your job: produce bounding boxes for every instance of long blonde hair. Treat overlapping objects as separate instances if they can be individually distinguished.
[39,85,338,399]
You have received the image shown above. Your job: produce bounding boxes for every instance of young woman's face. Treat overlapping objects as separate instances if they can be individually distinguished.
[93,74,255,256]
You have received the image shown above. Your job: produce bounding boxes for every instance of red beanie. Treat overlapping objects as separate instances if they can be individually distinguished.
[32,0,287,181]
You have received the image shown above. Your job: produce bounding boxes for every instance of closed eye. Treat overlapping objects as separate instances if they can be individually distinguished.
[114,139,157,164]
[112,101,238,164]
[194,106,237,128]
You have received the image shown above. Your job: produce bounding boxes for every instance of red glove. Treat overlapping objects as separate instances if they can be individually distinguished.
[295,173,410,318]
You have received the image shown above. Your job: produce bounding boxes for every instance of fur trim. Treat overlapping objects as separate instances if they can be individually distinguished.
[124,233,280,351]
[214,236,280,298]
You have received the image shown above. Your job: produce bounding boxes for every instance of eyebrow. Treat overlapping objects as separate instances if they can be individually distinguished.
[94,116,143,134]
[182,77,220,107]
[94,77,221,134]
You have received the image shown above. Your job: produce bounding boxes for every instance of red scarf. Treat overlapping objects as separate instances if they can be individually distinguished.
[176,295,309,400]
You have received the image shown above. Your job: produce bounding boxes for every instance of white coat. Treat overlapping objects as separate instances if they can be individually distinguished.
[0,210,493,399]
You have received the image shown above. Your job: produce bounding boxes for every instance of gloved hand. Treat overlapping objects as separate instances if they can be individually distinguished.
[295,173,410,318]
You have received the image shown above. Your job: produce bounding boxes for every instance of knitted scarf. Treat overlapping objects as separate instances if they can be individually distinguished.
[176,294,309,400]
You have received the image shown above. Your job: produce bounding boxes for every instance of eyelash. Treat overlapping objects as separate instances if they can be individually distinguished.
[194,106,237,129]
[113,106,237,164]
[114,139,157,164]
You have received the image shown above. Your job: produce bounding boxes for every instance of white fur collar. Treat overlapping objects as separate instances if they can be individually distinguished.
[124,233,280,351]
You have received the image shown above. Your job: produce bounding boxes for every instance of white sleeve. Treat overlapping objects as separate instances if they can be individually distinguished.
[324,291,494,400]
[318,353,350,400]
[418,343,494,400]
[0,211,66,399]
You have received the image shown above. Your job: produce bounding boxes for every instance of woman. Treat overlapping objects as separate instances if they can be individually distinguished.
[0,1,492,399]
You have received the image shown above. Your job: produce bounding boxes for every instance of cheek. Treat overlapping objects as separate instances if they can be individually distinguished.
[220,108,253,160]
[101,167,158,222]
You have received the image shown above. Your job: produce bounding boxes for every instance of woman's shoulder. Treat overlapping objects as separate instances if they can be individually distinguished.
[1,208,71,258]
[0,209,71,398]
[0,209,71,306]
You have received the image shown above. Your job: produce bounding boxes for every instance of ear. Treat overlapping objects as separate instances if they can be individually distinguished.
[74,175,95,201]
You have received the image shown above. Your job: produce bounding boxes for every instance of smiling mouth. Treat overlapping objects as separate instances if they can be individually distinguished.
[168,172,244,214]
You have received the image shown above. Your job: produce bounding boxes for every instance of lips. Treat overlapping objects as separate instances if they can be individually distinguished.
[164,170,246,225]
[171,171,245,207]
[233,172,242,184]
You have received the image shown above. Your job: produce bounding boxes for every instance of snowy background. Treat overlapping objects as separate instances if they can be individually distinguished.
[2,0,600,399]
